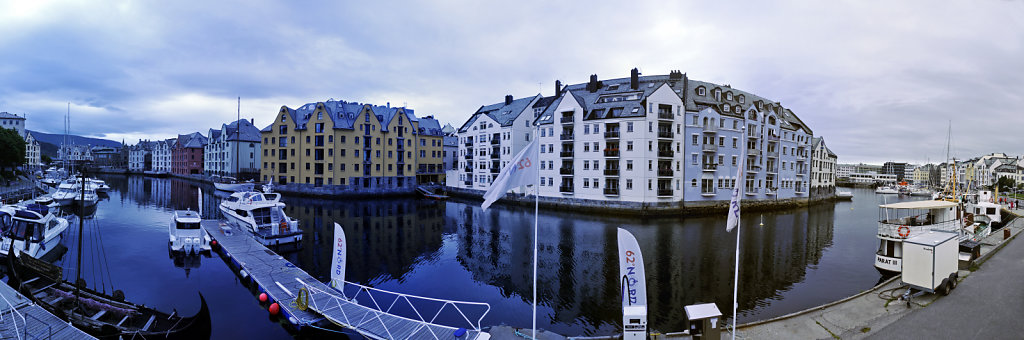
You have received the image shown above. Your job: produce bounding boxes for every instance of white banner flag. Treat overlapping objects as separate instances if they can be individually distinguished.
[331,222,347,289]
[481,139,539,211]
[617,228,647,307]
[727,118,749,232]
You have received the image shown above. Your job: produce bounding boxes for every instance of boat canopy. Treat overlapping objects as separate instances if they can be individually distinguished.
[879,200,958,210]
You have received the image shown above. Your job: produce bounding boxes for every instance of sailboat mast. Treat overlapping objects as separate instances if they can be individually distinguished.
[236,97,240,178]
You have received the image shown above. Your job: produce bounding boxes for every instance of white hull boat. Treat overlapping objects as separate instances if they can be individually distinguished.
[875,186,898,194]
[218,191,302,247]
[0,204,69,260]
[168,210,211,254]
[874,200,963,274]
[213,182,255,192]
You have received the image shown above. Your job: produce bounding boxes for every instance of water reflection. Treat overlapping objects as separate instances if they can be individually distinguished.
[94,175,897,337]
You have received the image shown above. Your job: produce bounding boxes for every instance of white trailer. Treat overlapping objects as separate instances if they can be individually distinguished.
[902,230,959,298]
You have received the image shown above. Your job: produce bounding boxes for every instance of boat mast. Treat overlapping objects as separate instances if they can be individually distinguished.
[236,97,240,179]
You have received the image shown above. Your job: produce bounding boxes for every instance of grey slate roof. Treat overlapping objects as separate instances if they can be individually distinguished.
[209,129,222,140]
[0,112,24,120]
[177,132,207,149]
[417,116,442,136]
[274,99,436,137]
[458,95,540,132]
[223,119,262,142]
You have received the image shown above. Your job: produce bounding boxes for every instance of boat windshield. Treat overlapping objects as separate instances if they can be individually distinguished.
[176,221,200,230]
[8,220,43,242]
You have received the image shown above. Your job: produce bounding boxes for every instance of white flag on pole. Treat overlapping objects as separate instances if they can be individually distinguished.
[331,222,347,290]
[617,228,647,307]
[726,122,748,232]
[481,139,539,211]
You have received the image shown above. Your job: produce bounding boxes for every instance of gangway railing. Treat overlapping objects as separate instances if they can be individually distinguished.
[0,284,27,340]
[296,278,490,339]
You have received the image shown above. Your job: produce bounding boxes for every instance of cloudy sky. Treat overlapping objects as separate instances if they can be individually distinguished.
[1,1,1021,164]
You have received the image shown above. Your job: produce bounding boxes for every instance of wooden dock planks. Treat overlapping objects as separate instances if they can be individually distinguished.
[0,282,97,339]
[202,220,488,340]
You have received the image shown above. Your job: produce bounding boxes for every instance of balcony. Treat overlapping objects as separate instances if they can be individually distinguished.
[703,163,717,172]
[796,171,806,177]
[745,188,759,195]
[658,111,673,120]
[463,166,472,173]
[604,169,620,176]
[604,131,620,139]
[491,139,500,145]
[604,187,620,196]
[560,151,574,158]
[766,134,780,142]
[464,142,472,147]
[560,134,574,141]
[747,148,759,157]
[604,149,620,157]
[658,150,674,158]
[490,168,500,174]
[658,169,673,177]
[766,150,779,158]
[702,124,718,133]
[746,165,761,173]
[559,167,574,175]
[701,189,716,196]
[559,185,574,193]
[657,131,674,139]
[490,153,499,159]
[397,144,404,151]
[767,166,778,173]
[657,189,673,197]
[560,117,573,124]
[464,180,472,186]
[702,144,718,152]
[464,154,472,160]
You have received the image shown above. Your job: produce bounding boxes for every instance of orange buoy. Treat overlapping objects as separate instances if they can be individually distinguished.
[269,302,280,316]
[259,293,268,303]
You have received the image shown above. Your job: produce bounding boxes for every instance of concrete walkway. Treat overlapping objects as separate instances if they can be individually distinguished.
[735,211,1023,340]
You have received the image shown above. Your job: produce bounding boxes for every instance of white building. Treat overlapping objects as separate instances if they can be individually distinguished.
[837,163,855,179]
[59,144,93,162]
[849,172,896,184]
[24,131,41,169]
[204,119,262,178]
[810,137,836,197]
[456,94,544,192]
[152,138,176,173]
[0,112,26,139]
[128,140,156,172]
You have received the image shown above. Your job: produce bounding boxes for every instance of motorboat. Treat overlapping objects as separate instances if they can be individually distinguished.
[967,190,1003,231]
[73,180,99,208]
[33,194,54,206]
[89,178,111,193]
[50,180,79,206]
[213,176,255,192]
[218,191,303,246]
[835,191,853,200]
[168,210,212,254]
[910,187,933,197]
[416,186,449,200]
[0,204,68,260]
[874,200,963,274]
[874,186,898,194]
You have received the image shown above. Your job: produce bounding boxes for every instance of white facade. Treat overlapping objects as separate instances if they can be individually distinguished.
[0,112,26,139]
[58,144,93,162]
[837,163,855,179]
[849,172,896,184]
[810,137,836,193]
[24,132,41,168]
[152,139,175,173]
[456,95,541,192]
[204,120,262,177]
[128,141,155,171]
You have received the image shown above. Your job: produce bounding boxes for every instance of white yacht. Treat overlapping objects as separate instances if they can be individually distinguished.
[874,186,898,194]
[212,176,255,192]
[168,210,211,254]
[50,180,79,206]
[0,204,69,260]
[218,191,302,246]
[875,200,962,274]
[89,178,111,193]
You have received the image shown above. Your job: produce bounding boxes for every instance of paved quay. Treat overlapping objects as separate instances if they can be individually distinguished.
[735,209,1023,340]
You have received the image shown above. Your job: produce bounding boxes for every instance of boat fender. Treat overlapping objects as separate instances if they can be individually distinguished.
[259,292,268,303]
[240,269,249,279]
[296,287,309,311]
[269,302,280,316]
[898,225,910,238]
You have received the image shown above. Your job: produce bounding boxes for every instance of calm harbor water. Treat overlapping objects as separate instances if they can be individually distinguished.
[54,176,923,338]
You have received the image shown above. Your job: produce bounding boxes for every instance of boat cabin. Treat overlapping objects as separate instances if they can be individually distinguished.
[877,200,960,240]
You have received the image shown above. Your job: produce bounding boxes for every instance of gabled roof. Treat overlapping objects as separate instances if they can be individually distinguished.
[417,116,443,136]
[209,129,222,140]
[459,95,540,132]
[223,119,262,142]
[0,112,24,120]
[177,132,207,149]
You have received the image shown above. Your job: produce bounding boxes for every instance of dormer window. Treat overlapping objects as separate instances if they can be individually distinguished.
[756,101,763,110]
[723,104,731,112]
[696,87,706,96]
[713,89,721,101]
[607,84,620,91]
[769,116,776,125]
[738,95,745,104]
[735,106,741,114]
[317,112,322,120]
[726,92,733,101]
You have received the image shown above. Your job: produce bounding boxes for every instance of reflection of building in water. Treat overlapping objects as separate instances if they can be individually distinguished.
[452,203,836,334]
[170,180,200,211]
[283,199,445,284]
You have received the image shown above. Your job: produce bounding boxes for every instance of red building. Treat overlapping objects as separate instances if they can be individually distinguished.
[172,132,207,175]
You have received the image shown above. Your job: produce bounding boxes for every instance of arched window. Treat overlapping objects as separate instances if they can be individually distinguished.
[726,92,733,101]
[723,104,731,112]
[702,117,709,126]
[713,89,721,101]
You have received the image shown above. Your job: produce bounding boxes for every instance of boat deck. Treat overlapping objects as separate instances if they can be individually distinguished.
[201,219,488,339]
[0,281,97,339]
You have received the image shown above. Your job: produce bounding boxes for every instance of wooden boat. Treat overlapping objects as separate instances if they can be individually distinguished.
[416,186,449,200]
[6,246,212,339]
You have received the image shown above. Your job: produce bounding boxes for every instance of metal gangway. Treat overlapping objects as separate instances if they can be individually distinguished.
[296,279,491,340]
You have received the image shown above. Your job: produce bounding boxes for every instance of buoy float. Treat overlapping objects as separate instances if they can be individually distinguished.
[259,293,268,303]
[269,302,280,316]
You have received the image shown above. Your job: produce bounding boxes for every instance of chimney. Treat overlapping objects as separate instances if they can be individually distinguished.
[588,74,599,92]
[555,80,562,96]
[630,68,639,89]
[251,118,254,125]
[505,95,513,105]
[669,70,683,80]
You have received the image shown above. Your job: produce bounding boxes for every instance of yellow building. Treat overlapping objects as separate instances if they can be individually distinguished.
[260,99,444,190]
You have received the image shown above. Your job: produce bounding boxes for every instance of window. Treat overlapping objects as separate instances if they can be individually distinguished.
[279,125,287,134]
[317,112,322,120]
[315,123,324,133]
[733,138,738,148]
[691,154,698,165]
[691,135,698,145]
[697,87,706,96]
[627,122,634,132]
[626,160,633,171]
[279,138,287,147]
[626,179,633,190]
[626,141,633,151]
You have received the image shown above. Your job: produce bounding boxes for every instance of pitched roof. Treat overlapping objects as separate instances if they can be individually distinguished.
[177,132,207,149]
[459,95,540,132]
[417,116,443,136]
[223,119,262,142]
[0,112,24,120]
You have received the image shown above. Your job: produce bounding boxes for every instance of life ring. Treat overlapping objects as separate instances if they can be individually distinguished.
[898,225,910,238]
[279,220,288,232]
[296,287,309,311]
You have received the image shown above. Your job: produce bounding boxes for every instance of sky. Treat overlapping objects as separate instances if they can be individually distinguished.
[1,1,1021,164]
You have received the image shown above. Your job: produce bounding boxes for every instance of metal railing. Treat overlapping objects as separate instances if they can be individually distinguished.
[604,169,620,176]
[604,149,620,157]
[604,131,620,138]
[878,220,959,239]
[657,131,673,139]
[702,144,718,152]
[658,112,673,120]
[297,279,491,340]
[657,189,673,196]
[658,169,673,177]
[0,286,27,340]
[658,150,674,158]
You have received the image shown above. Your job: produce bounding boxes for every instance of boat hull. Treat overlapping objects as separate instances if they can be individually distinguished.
[875,254,901,274]
[214,182,255,192]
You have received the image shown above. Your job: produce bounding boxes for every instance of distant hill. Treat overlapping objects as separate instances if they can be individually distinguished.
[28,130,122,149]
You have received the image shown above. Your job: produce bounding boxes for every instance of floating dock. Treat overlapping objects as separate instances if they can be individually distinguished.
[0,280,97,339]
[202,220,488,339]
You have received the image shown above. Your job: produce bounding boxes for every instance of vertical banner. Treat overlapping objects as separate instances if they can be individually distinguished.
[618,228,647,307]
[331,222,347,290]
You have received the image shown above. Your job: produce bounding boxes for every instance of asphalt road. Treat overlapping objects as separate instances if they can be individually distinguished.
[869,227,1024,339]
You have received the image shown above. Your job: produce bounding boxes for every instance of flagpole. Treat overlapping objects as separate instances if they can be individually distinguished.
[532,121,540,340]
[732,214,740,340]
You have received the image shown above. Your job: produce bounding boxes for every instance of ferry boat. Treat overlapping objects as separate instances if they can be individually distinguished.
[168,210,212,254]
[875,200,962,274]
[218,191,303,246]
[0,204,69,260]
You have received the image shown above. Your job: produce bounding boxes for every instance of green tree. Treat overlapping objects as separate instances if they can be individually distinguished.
[41,154,52,165]
[0,128,25,171]
[996,176,1016,193]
